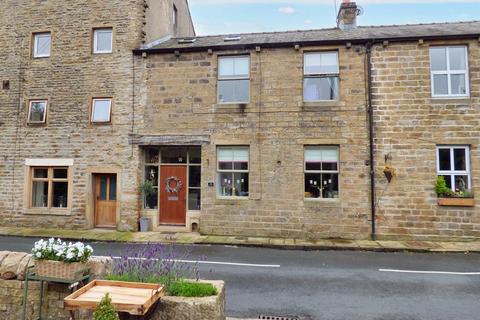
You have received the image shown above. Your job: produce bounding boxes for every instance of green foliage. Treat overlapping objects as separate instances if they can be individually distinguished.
[168,281,218,297]
[140,180,155,197]
[435,176,450,197]
[104,274,217,297]
[93,293,119,320]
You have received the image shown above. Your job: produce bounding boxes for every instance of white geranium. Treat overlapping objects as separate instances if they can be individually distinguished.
[31,238,93,263]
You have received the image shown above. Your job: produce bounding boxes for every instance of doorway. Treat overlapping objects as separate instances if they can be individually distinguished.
[94,174,117,227]
[159,165,187,225]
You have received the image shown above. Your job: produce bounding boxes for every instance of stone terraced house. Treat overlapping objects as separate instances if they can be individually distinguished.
[1,1,479,241]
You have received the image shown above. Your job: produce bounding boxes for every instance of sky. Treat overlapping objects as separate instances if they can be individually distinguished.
[187,0,480,36]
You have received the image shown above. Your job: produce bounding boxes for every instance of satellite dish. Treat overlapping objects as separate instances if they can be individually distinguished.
[356,5,364,16]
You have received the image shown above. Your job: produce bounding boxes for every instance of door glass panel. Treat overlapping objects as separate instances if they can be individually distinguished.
[188,189,201,210]
[100,176,107,201]
[189,166,201,188]
[53,168,68,179]
[34,168,48,178]
[52,182,68,208]
[145,166,159,186]
[145,149,159,164]
[161,147,187,164]
[438,148,451,171]
[109,175,117,201]
[188,147,201,164]
[32,181,48,207]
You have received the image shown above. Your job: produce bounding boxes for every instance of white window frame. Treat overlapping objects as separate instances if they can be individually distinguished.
[304,146,340,199]
[27,100,48,124]
[91,98,112,123]
[217,146,249,198]
[430,46,469,98]
[33,33,51,58]
[303,51,340,102]
[93,28,113,54]
[217,55,251,104]
[436,145,471,192]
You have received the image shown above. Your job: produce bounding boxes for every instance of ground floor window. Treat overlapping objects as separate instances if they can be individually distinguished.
[436,145,471,192]
[304,146,339,199]
[217,146,249,197]
[143,147,201,210]
[30,167,69,208]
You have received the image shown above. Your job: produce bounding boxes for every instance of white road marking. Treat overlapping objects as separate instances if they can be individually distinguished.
[379,268,480,275]
[106,256,280,268]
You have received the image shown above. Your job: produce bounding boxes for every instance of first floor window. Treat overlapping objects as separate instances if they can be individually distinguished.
[218,55,250,103]
[304,51,339,101]
[30,167,69,208]
[33,32,51,58]
[304,146,339,199]
[91,98,112,123]
[437,145,471,192]
[217,146,249,197]
[430,46,469,97]
[28,100,48,123]
[93,28,113,54]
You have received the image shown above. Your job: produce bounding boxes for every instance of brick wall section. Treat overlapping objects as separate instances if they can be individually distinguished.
[142,46,372,239]
[371,40,480,240]
[0,0,151,230]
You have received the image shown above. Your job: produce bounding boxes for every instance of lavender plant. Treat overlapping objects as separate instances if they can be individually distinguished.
[107,243,203,292]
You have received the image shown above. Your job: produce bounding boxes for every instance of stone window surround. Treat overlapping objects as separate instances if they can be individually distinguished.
[32,32,51,58]
[23,159,74,216]
[27,99,48,125]
[436,145,471,193]
[92,27,113,54]
[429,45,470,99]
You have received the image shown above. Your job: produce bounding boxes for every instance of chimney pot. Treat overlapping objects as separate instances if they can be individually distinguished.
[337,1,359,30]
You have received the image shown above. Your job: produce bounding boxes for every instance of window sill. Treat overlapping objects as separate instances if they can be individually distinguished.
[215,197,249,205]
[430,97,471,104]
[23,208,72,216]
[304,198,341,207]
[437,198,475,207]
[214,103,249,112]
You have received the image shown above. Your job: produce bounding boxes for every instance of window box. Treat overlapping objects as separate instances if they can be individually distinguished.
[437,197,475,207]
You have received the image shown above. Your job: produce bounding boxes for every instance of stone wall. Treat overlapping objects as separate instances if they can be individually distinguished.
[0,0,192,232]
[141,46,372,239]
[371,40,480,240]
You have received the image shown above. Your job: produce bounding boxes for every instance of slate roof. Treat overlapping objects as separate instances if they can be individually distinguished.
[135,20,480,54]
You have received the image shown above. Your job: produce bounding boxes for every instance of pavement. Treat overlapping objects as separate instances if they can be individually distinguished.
[1,226,480,253]
[1,235,479,320]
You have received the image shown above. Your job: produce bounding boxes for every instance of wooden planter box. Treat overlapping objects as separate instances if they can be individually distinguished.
[64,280,164,315]
[438,197,475,207]
[35,260,88,281]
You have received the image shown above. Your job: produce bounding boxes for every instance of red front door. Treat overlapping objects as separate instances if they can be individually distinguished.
[159,165,187,225]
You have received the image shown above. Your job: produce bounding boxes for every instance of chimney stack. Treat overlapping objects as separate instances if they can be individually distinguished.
[337,1,359,30]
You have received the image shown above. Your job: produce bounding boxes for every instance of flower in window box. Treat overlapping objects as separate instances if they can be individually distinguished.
[383,165,396,183]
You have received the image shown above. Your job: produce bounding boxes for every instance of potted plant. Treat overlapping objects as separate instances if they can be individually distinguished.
[93,293,120,320]
[383,165,395,183]
[435,176,475,207]
[31,238,93,280]
[140,180,155,209]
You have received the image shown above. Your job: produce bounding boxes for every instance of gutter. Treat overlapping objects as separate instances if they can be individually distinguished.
[132,33,480,55]
[366,42,376,241]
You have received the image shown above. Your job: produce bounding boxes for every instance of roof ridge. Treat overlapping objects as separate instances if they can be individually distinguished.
[171,20,480,40]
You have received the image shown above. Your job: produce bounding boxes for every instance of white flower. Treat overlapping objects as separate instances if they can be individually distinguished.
[36,252,42,258]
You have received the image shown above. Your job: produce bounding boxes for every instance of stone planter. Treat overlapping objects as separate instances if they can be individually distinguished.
[438,197,475,207]
[35,260,88,280]
[150,280,225,320]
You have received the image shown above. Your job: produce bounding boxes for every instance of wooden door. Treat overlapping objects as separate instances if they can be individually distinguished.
[95,174,117,227]
[160,166,187,225]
